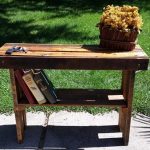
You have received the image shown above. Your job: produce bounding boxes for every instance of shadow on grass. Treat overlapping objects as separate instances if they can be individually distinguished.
[0,125,124,149]
[1,1,98,46]
[2,0,150,12]
[0,0,150,46]
[0,17,96,45]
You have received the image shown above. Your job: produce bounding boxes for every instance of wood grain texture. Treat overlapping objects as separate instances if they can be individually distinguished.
[119,71,135,145]
[18,89,126,107]
[9,69,19,105]
[0,43,149,70]
[21,109,27,129]
[14,105,26,143]
[1,43,149,145]
[14,108,24,143]
[9,69,26,143]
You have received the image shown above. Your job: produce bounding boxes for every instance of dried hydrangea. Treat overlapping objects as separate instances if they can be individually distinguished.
[99,5,143,32]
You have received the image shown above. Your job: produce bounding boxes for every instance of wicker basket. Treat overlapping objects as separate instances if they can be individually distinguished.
[99,24,138,51]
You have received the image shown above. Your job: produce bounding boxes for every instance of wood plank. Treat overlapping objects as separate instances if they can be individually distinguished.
[119,71,135,145]
[0,56,148,70]
[0,43,149,70]
[0,43,131,52]
[18,89,126,107]
[9,69,19,105]
[0,42,143,50]
[0,44,104,53]
[21,108,27,129]
[0,44,148,59]
[0,50,147,58]
[14,109,24,143]
[0,44,89,52]
[123,71,135,145]
[119,70,129,132]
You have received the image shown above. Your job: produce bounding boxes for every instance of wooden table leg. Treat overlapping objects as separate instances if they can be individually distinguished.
[119,70,135,145]
[14,107,25,143]
[9,69,26,143]
[21,108,27,129]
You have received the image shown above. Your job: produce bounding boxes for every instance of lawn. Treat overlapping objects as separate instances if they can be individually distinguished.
[0,0,150,115]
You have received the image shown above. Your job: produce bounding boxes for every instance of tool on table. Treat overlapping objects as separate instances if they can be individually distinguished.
[5,46,28,55]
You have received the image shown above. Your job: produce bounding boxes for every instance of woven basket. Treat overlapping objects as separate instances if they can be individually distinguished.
[99,24,138,51]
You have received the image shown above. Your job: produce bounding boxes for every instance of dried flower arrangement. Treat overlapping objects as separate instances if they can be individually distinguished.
[97,5,143,51]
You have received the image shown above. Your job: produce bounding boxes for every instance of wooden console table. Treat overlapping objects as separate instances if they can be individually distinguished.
[0,43,149,145]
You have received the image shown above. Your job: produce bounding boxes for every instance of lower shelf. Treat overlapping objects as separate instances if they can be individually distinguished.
[18,89,126,107]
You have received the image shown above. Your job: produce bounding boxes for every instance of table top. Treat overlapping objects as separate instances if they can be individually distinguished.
[0,43,149,70]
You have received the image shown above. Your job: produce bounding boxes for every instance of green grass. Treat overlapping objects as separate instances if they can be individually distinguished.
[0,0,150,115]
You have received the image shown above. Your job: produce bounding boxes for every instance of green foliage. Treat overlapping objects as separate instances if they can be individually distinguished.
[0,0,149,115]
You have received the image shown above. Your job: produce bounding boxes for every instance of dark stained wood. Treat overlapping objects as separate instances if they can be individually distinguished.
[119,71,135,145]
[18,89,126,107]
[0,56,149,70]
[9,69,19,105]
[0,43,144,52]
[9,69,26,143]
[0,43,149,70]
[1,43,149,145]
[14,107,24,144]
[21,108,27,129]
[123,71,135,145]
[119,70,129,132]
[14,105,27,143]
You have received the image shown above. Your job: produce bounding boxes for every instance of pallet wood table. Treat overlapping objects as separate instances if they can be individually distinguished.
[0,43,149,145]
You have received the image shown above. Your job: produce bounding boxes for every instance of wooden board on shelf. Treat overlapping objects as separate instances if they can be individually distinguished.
[18,88,126,107]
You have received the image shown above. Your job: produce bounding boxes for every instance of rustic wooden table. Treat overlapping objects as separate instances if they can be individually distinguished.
[0,43,149,145]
